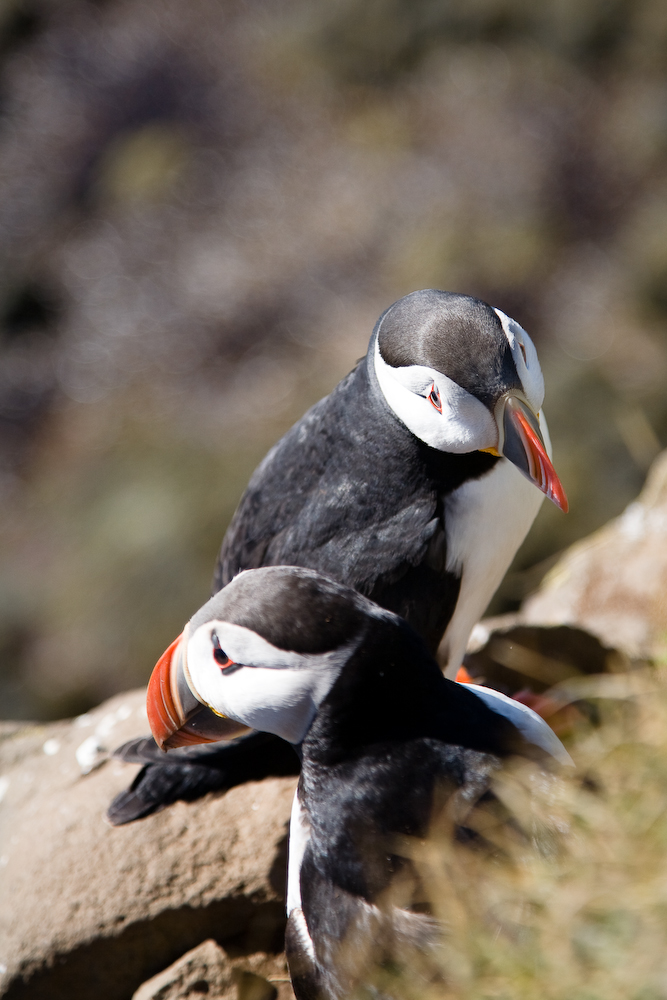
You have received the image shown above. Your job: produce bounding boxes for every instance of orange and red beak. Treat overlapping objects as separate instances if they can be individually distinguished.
[147,629,250,751]
[498,395,568,513]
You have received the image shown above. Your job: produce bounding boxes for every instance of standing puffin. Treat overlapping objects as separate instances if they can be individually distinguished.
[215,288,566,669]
[108,289,567,825]
[146,566,570,1000]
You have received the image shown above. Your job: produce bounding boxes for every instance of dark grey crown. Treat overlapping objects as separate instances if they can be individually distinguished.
[189,566,370,655]
[377,289,521,408]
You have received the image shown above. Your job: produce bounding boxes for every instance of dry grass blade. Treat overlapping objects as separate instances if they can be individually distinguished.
[350,666,667,999]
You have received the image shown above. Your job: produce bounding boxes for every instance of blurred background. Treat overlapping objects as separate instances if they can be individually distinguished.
[1,0,666,720]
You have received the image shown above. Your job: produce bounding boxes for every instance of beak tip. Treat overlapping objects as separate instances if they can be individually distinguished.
[547,482,569,514]
[502,396,568,514]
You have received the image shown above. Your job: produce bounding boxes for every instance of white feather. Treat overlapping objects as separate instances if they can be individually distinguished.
[374,339,497,453]
[288,907,317,964]
[287,789,311,916]
[186,621,352,744]
[493,308,544,412]
[439,457,545,678]
[461,682,573,765]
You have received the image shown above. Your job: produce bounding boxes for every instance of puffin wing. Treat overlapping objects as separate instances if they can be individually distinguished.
[214,370,442,598]
[106,731,300,826]
[460,683,573,766]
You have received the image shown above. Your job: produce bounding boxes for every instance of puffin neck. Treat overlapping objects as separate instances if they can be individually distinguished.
[361,342,426,450]
[302,616,529,766]
[302,619,448,764]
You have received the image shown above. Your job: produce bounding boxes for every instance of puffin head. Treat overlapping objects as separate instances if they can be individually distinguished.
[373,289,568,512]
[146,566,372,751]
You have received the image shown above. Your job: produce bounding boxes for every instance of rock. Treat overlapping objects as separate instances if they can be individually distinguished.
[0,690,297,1000]
[11,453,667,1000]
[131,938,282,1000]
[131,938,291,1000]
[518,450,667,661]
[465,621,623,695]
[132,939,292,1000]
[462,451,667,697]
[132,939,237,1000]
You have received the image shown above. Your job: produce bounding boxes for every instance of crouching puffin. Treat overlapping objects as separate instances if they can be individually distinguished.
[145,566,571,1000]
[108,289,567,825]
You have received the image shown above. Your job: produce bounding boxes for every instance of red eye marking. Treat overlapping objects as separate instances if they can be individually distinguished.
[428,383,442,413]
[212,632,235,670]
[519,342,527,364]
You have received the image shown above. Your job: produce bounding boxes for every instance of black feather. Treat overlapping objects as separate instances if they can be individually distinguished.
[290,611,547,1000]
[215,349,498,656]
[105,731,300,826]
[112,292,513,823]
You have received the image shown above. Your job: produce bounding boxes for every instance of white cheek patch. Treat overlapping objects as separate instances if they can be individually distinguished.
[374,340,497,453]
[493,308,545,413]
[191,620,350,671]
[196,662,328,743]
[186,622,355,744]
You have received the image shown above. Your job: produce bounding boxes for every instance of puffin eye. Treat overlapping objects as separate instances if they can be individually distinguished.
[519,342,527,364]
[428,383,442,414]
[212,631,234,669]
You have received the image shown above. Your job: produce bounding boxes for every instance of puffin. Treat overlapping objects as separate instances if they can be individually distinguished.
[108,289,567,825]
[145,565,571,1000]
[215,288,566,668]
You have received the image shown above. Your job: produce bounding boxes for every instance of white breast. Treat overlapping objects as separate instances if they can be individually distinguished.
[287,788,311,917]
[439,455,544,678]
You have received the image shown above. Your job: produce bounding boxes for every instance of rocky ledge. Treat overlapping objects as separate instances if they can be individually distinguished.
[0,690,296,1000]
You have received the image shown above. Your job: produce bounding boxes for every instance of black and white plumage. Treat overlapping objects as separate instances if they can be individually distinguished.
[146,566,571,1000]
[108,289,567,825]
[215,289,566,669]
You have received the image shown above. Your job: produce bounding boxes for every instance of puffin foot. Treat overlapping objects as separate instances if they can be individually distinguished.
[105,730,301,826]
